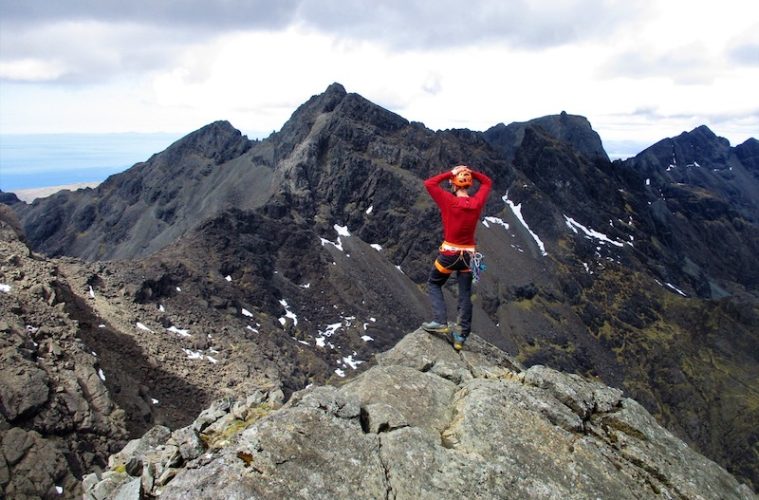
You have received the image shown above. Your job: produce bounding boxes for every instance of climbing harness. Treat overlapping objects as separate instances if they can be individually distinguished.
[435,242,487,284]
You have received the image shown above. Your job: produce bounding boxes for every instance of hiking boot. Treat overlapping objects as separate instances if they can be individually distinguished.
[422,321,450,334]
[450,331,466,351]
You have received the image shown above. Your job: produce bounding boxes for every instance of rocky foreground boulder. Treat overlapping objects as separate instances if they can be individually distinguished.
[84,330,754,499]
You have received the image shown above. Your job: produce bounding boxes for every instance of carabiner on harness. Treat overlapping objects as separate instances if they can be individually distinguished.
[470,252,486,284]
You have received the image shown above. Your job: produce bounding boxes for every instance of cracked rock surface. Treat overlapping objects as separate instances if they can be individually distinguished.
[85,329,753,499]
[0,209,129,499]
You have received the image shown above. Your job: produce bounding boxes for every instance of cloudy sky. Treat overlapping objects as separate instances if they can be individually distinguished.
[1,0,757,153]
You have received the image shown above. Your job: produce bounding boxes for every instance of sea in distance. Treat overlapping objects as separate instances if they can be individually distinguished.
[0,132,184,193]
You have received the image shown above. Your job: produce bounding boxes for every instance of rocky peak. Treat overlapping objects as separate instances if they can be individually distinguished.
[271,82,407,161]
[158,120,251,167]
[624,124,759,228]
[0,191,22,206]
[634,125,732,171]
[685,124,726,145]
[270,83,349,157]
[92,119,250,195]
[323,81,348,101]
[11,119,259,261]
[484,111,609,163]
[82,330,754,499]
[736,137,759,176]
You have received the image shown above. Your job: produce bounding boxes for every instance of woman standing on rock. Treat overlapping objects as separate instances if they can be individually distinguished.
[421,165,492,351]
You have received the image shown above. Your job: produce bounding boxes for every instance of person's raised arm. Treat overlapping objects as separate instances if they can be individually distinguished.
[424,171,453,205]
[471,170,492,201]
[424,171,452,190]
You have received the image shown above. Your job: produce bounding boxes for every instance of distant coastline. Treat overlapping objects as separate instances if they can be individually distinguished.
[13,182,101,202]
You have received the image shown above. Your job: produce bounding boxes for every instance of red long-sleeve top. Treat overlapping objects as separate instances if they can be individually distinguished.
[424,170,493,247]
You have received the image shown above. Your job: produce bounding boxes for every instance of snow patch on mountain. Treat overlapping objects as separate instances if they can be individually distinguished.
[278,299,298,326]
[482,216,509,230]
[564,215,628,248]
[502,193,547,256]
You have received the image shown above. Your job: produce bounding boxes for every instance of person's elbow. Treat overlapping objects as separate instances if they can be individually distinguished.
[475,172,493,185]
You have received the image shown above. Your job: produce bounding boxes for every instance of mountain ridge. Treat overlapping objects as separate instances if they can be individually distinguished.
[3,83,758,492]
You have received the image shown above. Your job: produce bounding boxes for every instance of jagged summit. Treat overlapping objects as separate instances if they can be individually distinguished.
[735,137,759,176]
[272,81,408,158]
[14,119,258,260]
[83,330,754,499]
[738,136,759,150]
[160,120,251,166]
[625,124,759,229]
[484,111,609,162]
[633,124,732,171]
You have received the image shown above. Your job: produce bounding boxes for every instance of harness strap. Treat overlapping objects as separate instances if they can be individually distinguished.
[435,250,473,274]
[434,259,454,274]
[440,241,475,253]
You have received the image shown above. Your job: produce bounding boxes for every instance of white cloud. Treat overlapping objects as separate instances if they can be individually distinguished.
[0,0,757,147]
[0,20,195,84]
[0,58,68,82]
[0,0,298,32]
[295,0,653,51]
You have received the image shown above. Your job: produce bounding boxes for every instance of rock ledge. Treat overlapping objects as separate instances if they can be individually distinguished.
[84,329,754,499]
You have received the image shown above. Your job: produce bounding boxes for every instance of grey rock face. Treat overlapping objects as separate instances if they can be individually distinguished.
[0,218,129,499]
[1,428,70,499]
[0,353,50,420]
[87,330,754,499]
